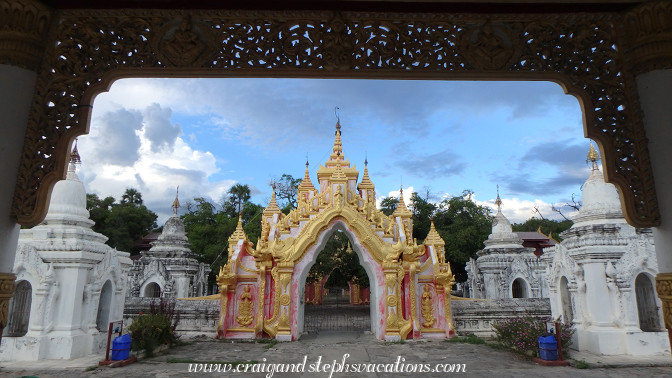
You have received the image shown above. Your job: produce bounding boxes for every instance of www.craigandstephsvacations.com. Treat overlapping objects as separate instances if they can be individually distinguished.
[187,354,466,377]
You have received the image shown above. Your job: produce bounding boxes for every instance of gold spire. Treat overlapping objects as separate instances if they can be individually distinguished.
[346,241,353,254]
[424,219,445,247]
[263,183,282,216]
[587,142,600,171]
[329,120,344,161]
[172,186,180,215]
[495,184,502,213]
[298,160,316,193]
[393,188,412,217]
[228,212,248,251]
[230,212,247,240]
[357,158,375,191]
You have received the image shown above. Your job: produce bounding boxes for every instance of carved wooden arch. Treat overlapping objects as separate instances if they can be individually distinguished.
[8,1,672,228]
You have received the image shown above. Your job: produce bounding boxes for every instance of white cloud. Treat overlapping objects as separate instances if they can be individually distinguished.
[143,103,182,153]
[476,197,575,224]
[79,104,236,224]
[87,108,143,166]
[376,186,414,210]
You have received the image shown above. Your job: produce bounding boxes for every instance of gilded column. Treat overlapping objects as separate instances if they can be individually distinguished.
[276,262,294,340]
[383,262,403,341]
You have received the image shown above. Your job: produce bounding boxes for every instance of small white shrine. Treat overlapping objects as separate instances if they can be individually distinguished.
[542,144,669,355]
[127,192,210,299]
[0,147,132,361]
[466,192,548,299]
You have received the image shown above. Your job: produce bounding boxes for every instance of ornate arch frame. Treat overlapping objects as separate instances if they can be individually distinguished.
[291,218,385,339]
[5,1,672,229]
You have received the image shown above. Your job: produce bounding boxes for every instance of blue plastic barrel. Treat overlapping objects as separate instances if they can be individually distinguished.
[111,334,131,361]
[538,334,558,361]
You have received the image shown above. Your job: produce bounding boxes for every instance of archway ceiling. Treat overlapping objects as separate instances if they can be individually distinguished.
[7,0,669,229]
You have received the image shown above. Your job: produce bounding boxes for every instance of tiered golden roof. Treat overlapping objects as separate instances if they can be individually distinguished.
[262,185,283,217]
[357,159,375,192]
[329,120,344,162]
[317,122,359,183]
[393,188,413,218]
[298,161,316,194]
[228,213,248,244]
[424,219,444,247]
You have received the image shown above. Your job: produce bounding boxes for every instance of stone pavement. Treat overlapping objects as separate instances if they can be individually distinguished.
[1,332,671,377]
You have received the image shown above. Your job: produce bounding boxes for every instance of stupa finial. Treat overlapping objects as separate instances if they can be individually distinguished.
[495,184,502,212]
[172,185,180,215]
[329,111,344,161]
[587,142,600,171]
[70,138,81,165]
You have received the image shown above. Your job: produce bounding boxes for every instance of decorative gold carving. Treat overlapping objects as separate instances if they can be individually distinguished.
[255,265,266,334]
[351,283,361,304]
[10,7,663,228]
[655,273,672,331]
[386,295,397,307]
[236,285,254,327]
[0,273,16,330]
[421,285,435,329]
[215,264,236,336]
[279,294,291,306]
[621,1,672,75]
[0,0,52,71]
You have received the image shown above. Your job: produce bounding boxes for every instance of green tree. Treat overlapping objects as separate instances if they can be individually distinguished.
[512,218,572,241]
[409,191,438,241]
[86,188,158,252]
[276,174,301,210]
[307,231,369,288]
[433,190,493,282]
[378,196,399,216]
[222,184,252,216]
[120,187,143,205]
[182,197,227,264]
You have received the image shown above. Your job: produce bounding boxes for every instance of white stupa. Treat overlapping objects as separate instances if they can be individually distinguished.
[1,142,132,361]
[543,143,669,356]
[127,188,210,299]
[466,189,547,299]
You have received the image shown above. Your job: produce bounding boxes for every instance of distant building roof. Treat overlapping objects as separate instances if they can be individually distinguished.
[516,231,556,258]
[132,231,161,253]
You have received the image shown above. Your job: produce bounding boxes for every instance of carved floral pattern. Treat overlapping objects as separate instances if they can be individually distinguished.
[3,5,667,228]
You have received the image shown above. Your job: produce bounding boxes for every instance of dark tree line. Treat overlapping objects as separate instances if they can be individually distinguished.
[87,188,158,252]
[87,180,572,286]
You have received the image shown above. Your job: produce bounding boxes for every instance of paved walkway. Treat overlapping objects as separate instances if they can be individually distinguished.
[1,332,671,377]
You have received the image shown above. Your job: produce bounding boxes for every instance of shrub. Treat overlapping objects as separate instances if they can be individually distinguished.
[491,315,574,356]
[129,298,181,356]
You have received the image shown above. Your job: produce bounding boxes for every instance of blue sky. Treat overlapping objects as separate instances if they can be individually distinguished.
[78,78,591,224]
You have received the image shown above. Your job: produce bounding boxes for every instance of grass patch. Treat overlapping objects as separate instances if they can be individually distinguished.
[574,359,590,369]
[85,365,99,372]
[166,357,258,366]
[383,339,405,345]
[256,338,278,349]
[446,334,486,345]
